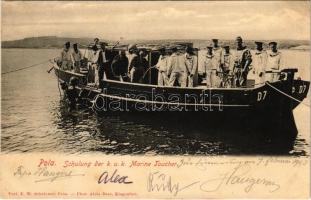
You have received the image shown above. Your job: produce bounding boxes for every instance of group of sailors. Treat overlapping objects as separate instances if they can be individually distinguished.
[154,36,282,88]
[58,36,282,88]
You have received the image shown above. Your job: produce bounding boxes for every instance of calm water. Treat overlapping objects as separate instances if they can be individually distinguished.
[1,48,310,155]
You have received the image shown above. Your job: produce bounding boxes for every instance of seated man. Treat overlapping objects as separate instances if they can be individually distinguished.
[111,50,129,81]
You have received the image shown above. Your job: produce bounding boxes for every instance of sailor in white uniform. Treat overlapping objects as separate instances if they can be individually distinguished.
[167,46,188,87]
[266,42,282,82]
[156,47,169,86]
[185,46,198,87]
[202,46,218,88]
[60,42,72,70]
[252,41,267,85]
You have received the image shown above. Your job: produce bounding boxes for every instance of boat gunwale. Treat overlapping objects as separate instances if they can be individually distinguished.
[53,65,265,91]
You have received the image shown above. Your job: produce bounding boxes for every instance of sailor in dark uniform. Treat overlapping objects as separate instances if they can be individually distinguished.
[129,48,148,83]
[111,50,129,81]
[221,46,234,87]
[97,42,113,86]
[233,36,252,87]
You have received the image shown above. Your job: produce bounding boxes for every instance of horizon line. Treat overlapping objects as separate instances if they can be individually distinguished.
[2,36,310,42]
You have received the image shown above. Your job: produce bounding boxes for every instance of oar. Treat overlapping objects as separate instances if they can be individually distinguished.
[47,66,54,73]
[142,65,158,80]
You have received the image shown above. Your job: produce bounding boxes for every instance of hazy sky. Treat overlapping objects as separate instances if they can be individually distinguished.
[2,1,310,41]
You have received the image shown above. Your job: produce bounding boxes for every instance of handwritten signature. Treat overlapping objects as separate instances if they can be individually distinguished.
[13,165,85,183]
[147,171,199,196]
[98,169,133,184]
[147,164,280,196]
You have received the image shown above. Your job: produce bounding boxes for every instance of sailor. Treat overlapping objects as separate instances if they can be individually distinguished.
[111,50,129,81]
[71,43,82,73]
[97,42,113,86]
[221,45,234,87]
[252,41,267,85]
[202,46,218,88]
[222,46,234,73]
[155,47,169,86]
[129,47,148,83]
[128,44,137,62]
[167,46,188,87]
[94,38,100,46]
[128,44,139,82]
[88,45,99,84]
[139,49,149,83]
[266,42,282,82]
[212,39,223,70]
[60,42,72,70]
[185,46,198,87]
[233,36,252,87]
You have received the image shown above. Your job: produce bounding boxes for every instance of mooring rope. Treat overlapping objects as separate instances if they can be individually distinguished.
[2,58,55,75]
[265,82,310,107]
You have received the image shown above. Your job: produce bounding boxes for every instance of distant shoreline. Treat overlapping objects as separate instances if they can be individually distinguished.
[1,47,308,51]
[2,36,309,50]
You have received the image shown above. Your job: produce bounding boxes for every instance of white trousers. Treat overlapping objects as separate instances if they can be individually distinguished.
[168,72,187,87]
[206,70,217,88]
[265,70,279,82]
[158,71,169,86]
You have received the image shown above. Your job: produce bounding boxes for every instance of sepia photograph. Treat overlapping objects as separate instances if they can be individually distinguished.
[1,1,310,198]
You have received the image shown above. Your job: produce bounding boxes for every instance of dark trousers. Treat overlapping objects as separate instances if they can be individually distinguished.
[98,66,104,88]
[98,62,113,88]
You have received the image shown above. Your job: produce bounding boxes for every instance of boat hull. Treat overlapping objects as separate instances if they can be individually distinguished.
[53,65,309,142]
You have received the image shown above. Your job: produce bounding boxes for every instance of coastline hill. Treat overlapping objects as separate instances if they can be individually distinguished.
[2,36,309,50]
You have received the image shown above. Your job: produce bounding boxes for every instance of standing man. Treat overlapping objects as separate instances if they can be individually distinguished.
[94,38,100,46]
[222,46,234,73]
[97,42,113,85]
[111,50,129,81]
[252,41,267,85]
[221,46,234,87]
[212,39,223,69]
[233,36,252,87]
[71,43,82,73]
[128,45,139,83]
[185,46,198,87]
[129,47,148,83]
[266,42,282,82]
[60,42,72,70]
[139,49,149,83]
[155,47,169,86]
[202,46,218,88]
[88,45,99,84]
[167,46,188,87]
[212,39,223,86]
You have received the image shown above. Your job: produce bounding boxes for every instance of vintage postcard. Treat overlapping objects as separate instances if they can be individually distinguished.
[1,1,310,199]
